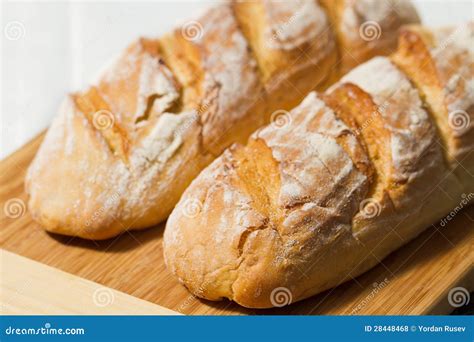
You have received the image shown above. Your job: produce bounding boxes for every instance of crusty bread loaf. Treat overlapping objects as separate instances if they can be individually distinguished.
[319,0,420,74]
[26,0,419,239]
[391,23,474,184]
[163,23,473,308]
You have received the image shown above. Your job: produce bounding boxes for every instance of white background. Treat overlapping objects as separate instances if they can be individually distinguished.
[1,0,473,158]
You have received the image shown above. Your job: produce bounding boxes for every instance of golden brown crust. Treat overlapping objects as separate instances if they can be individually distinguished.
[26,1,420,239]
[332,57,451,236]
[232,0,337,113]
[26,39,211,239]
[391,23,474,186]
[164,93,372,307]
[163,25,471,308]
[162,5,267,155]
[320,0,420,74]
[322,84,377,180]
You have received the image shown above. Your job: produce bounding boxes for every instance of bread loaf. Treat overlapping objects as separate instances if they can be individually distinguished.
[163,23,473,308]
[26,0,419,239]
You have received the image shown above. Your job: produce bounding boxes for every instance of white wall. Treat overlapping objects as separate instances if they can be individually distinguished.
[1,0,473,158]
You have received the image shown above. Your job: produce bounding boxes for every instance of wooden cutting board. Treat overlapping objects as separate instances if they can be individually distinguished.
[1,133,473,315]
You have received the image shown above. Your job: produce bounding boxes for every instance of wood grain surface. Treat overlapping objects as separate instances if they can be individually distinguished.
[0,249,178,315]
[1,133,473,315]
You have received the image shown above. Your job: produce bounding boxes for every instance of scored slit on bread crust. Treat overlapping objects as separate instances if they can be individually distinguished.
[165,92,373,306]
[163,24,472,308]
[160,5,266,156]
[232,0,337,114]
[319,0,420,74]
[331,57,453,236]
[26,0,420,239]
[391,23,474,184]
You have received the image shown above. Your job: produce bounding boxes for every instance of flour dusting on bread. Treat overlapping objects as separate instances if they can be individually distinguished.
[26,1,422,242]
[263,0,328,50]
